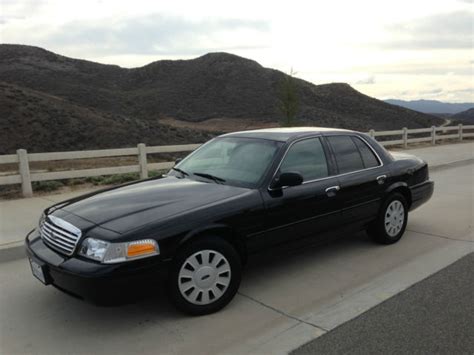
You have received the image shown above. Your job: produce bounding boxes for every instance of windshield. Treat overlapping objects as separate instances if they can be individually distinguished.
[171,137,282,188]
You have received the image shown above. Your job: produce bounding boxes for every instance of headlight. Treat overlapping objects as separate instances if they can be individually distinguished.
[38,213,45,231]
[78,238,159,264]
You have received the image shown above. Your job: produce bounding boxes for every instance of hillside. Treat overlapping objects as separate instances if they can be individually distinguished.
[0,82,214,154]
[452,108,474,124]
[0,44,444,153]
[385,99,474,115]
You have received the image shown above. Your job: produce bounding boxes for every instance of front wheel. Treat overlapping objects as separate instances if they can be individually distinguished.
[368,192,408,244]
[168,237,242,315]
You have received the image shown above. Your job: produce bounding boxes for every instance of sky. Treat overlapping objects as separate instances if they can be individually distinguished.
[1,0,473,102]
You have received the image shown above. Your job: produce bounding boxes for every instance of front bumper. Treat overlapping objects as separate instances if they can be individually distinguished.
[409,180,434,211]
[25,231,170,305]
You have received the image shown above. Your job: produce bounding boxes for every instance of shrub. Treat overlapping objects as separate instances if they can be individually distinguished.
[149,170,163,178]
[32,180,64,192]
[278,69,299,127]
[85,173,140,186]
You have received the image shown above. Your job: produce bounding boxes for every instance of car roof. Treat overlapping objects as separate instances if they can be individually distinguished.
[220,127,352,142]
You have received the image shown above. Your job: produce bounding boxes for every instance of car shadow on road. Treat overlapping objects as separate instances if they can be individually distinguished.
[244,230,373,274]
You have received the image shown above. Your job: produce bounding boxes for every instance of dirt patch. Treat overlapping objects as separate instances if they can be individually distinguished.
[160,117,277,133]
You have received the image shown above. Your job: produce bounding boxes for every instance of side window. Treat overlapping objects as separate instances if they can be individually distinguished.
[280,138,329,182]
[352,137,380,168]
[327,136,364,174]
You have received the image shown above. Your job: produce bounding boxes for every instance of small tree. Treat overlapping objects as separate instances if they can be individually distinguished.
[278,68,299,127]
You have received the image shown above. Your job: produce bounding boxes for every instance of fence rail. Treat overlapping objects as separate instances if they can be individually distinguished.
[1,125,473,197]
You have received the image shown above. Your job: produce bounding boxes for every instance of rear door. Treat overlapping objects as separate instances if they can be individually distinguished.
[254,137,341,249]
[325,135,389,225]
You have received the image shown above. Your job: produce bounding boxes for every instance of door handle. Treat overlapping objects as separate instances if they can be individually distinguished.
[325,185,340,196]
[376,175,387,184]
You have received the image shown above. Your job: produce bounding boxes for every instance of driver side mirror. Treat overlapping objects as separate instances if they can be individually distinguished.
[271,172,303,189]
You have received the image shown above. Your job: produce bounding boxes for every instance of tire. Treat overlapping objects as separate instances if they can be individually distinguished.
[368,192,408,244]
[168,236,242,315]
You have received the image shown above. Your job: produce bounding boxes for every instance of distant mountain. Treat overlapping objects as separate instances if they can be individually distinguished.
[452,108,474,124]
[0,81,214,154]
[0,44,443,153]
[385,99,474,115]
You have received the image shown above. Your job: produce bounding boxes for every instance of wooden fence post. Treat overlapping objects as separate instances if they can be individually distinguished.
[17,149,33,197]
[402,127,408,149]
[369,129,375,138]
[431,126,436,145]
[137,143,148,179]
[458,124,463,142]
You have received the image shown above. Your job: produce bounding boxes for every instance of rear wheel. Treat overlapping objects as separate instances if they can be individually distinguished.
[168,237,242,315]
[368,192,408,244]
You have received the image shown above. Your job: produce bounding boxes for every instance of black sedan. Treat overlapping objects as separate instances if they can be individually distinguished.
[26,127,434,315]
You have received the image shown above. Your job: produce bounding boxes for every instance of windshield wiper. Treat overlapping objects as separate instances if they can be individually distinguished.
[193,172,226,184]
[171,167,189,177]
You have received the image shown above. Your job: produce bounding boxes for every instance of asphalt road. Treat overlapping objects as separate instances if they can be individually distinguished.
[0,162,472,354]
[293,252,474,354]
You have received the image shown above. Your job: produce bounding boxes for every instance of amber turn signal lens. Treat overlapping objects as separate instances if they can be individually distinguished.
[127,241,158,258]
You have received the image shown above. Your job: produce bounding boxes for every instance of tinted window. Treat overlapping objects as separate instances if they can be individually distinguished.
[352,137,380,168]
[327,136,364,174]
[176,137,282,188]
[280,138,328,181]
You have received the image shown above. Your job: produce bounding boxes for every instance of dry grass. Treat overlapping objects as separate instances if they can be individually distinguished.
[0,170,164,200]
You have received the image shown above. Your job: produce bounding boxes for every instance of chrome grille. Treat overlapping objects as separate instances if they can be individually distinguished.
[40,215,82,256]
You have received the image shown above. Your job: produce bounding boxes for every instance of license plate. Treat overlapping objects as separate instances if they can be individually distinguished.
[29,258,47,284]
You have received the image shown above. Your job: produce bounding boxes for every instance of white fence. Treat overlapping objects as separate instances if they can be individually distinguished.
[1,124,473,197]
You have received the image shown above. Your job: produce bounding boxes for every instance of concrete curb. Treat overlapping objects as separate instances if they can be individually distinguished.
[1,157,473,263]
[0,240,25,263]
[428,158,474,172]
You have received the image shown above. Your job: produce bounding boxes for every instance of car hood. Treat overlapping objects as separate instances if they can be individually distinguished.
[51,177,250,234]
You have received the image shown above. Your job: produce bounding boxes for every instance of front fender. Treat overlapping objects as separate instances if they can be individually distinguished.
[179,223,235,246]
[178,224,248,264]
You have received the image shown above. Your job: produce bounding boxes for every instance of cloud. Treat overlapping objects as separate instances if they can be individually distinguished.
[416,87,473,100]
[347,62,472,77]
[448,87,474,95]
[419,88,443,95]
[376,65,472,76]
[384,11,473,49]
[384,87,473,102]
[0,0,46,24]
[0,15,25,25]
[356,75,376,84]
[39,14,270,56]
